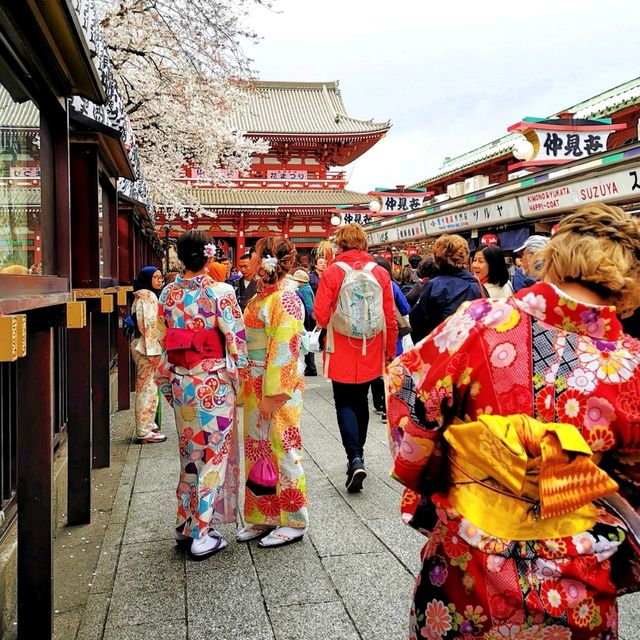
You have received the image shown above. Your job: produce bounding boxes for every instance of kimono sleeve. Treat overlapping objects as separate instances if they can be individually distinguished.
[263,290,304,398]
[135,290,162,357]
[212,284,248,383]
[385,302,480,493]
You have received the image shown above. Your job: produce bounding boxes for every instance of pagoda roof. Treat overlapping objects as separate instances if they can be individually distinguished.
[231,81,390,137]
[410,76,640,188]
[183,188,370,208]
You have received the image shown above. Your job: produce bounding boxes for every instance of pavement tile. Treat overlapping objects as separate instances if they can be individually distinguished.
[270,601,359,640]
[619,592,640,640]
[122,489,177,544]
[322,552,414,640]
[252,538,338,609]
[53,607,83,640]
[76,593,111,640]
[108,482,134,526]
[307,495,384,557]
[105,541,185,627]
[103,620,186,640]
[364,517,425,577]
[132,456,179,494]
[91,523,125,595]
[187,542,272,640]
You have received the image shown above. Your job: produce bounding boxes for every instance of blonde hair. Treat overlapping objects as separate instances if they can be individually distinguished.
[335,223,368,252]
[433,234,469,269]
[540,203,640,317]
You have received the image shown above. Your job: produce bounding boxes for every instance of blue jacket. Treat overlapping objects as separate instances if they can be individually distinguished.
[409,268,482,344]
[392,281,411,355]
[296,282,315,330]
[512,267,538,293]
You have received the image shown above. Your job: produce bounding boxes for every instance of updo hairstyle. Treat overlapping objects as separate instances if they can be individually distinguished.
[433,234,469,270]
[176,229,213,272]
[540,203,640,317]
[254,236,297,289]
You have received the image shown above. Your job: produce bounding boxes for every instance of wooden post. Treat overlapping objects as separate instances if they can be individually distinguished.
[17,326,53,638]
[67,314,92,524]
[91,301,110,468]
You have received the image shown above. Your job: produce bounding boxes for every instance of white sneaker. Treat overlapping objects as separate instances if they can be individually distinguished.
[190,532,227,560]
[236,524,275,542]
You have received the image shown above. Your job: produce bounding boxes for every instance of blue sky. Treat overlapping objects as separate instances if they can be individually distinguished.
[245,0,640,192]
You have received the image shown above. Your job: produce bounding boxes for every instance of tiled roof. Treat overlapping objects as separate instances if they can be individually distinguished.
[0,86,39,128]
[187,188,370,208]
[410,76,640,188]
[0,186,40,205]
[230,81,390,136]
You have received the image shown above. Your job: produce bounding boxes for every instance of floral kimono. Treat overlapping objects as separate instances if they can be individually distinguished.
[156,276,247,538]
[131,288,163,438]
[242,284,308,528]
[386,281,640,639]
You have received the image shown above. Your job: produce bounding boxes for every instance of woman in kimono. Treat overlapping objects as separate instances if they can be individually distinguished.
[156,230,247,560]
[386,204,640,639]
[130,266,167,443]
[236,236,308,548]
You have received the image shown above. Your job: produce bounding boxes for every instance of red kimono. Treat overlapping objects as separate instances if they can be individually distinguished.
[386,282,640,640]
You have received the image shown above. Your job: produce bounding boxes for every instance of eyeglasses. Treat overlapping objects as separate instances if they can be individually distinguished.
[152,274,164,280]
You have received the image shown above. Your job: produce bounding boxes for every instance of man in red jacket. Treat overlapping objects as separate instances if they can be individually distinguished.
[313,224,398,493]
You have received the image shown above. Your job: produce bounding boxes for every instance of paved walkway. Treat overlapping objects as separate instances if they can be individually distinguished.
[54,377,639,640]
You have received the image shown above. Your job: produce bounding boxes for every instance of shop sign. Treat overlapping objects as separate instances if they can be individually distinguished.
[10,166,40,178]
[267,170,307,180]
[379,194,429,214]
[396,220,427,241]
[407,246,419,256]
[340,211,373,225]
[480,234,499,246]
[426,198,519,236]
[519,167,640,218]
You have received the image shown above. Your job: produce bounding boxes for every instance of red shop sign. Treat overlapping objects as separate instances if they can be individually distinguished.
[480,234,499,246]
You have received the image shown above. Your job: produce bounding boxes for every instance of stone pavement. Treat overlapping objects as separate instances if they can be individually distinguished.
[54,377,640,640]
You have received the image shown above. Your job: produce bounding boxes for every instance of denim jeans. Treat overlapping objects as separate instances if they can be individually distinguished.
[331,380,373,463]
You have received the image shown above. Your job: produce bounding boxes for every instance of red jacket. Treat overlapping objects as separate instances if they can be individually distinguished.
[313,250,398,383]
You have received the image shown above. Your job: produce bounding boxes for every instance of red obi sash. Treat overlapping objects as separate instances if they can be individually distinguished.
[165,327,225,369]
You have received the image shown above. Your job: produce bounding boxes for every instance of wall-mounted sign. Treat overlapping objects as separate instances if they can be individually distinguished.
[508,117,626,168]
[339,211,373,226]
[379,194,429,214]
[10,166,41,178]
[519,167,640,218]
[480,234,498,246]
[368,219,427,246]
[426,198,519,236]
[267,170,307,180]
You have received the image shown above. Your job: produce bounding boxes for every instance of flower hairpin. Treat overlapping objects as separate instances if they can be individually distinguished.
[203,243,218,258]
[261,255,278,274]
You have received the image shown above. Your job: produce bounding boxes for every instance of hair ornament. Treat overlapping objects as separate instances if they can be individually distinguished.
[203,243,218,258]
[261,255,278,274]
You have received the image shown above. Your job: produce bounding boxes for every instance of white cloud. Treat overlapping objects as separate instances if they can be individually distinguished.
[244,0,640,191]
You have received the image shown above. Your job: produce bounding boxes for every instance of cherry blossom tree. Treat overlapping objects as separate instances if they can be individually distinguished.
[97,0,271,219]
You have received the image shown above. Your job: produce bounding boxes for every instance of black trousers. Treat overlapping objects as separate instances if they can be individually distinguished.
[331,380,373,463]
[370,376,385,412]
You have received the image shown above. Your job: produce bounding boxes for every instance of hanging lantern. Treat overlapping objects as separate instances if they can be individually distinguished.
[480,234,499,246]
[551,223,560,236]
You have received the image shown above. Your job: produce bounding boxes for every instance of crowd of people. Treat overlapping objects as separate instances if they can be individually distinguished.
[125,206,640,638]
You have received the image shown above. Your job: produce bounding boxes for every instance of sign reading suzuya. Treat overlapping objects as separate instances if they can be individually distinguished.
[425,198,520,235]
[508,117,626,168]
[519,165,640,217]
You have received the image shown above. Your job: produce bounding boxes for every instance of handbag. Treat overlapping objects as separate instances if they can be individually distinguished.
[395,305,412,338]
[246,416,278,495]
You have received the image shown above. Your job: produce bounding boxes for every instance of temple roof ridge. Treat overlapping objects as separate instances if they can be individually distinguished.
[231,80,391,136]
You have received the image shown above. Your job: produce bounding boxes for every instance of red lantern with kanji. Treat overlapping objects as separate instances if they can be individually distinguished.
[551,223,560,236]
[480,234,499,246]
[381,250,392,262]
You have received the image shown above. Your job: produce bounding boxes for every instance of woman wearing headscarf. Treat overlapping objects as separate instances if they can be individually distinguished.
[130,266,167,443]
[156,231,248,559]
[386,204,640,639]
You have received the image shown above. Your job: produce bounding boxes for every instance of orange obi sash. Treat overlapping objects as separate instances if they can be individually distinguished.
[442,414,619,540]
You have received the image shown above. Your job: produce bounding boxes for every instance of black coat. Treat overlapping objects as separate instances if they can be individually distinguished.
[235,277,258,310]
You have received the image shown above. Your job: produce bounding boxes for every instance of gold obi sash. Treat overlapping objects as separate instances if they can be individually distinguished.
[443,415,619,541]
